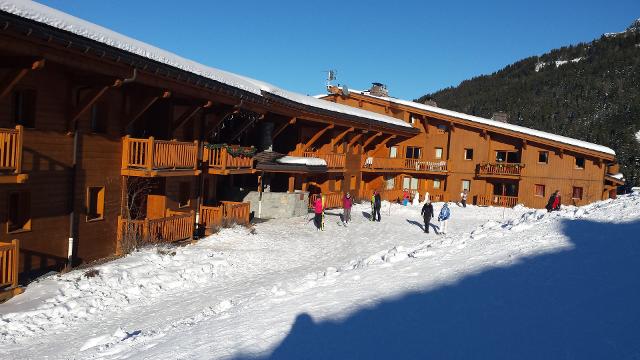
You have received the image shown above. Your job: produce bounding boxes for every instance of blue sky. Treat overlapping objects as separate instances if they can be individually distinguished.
[38,0,640,100]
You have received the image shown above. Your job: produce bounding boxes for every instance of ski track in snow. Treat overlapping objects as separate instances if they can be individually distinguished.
[1,195,640,359]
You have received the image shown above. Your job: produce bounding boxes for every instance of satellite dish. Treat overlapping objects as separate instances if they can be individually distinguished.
[342,84,350,97]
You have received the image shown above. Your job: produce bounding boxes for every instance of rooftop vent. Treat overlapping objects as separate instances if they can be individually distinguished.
[491,111,509,123]
[369,82,389,97]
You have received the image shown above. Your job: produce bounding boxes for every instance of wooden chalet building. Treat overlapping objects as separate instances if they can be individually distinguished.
[318,84,624,208]
[0,1,419,297]
[0,1,624,299]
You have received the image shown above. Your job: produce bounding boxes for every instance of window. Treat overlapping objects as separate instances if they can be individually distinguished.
[534,184,545,197]
[461,180,471,192]
[433,178,441,189]
[435,147,443,160]
[464,148,474,160]
[538,151,549,164]
[389,146,398,158]
[572,186,583,200]
[384,175,395,190]
[8,191,31,233]
[86,186,105,221]
[437,124,448,133]
[350,176,356,190]
[13,89,37,128]
[410,114,417,125]
[402,176,418,190]
[575,157,585,169]
[406,146,422,159]
[178,182,191,208]
[90,102,108,133]
[496,151,520,163]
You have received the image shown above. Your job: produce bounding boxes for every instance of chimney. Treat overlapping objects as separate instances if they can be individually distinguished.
[491,111,509,123]
[369,82,389,97]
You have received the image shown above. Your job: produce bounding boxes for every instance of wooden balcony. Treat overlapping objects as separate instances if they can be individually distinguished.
[362,156,448,174]
[0,239,23,302]
[121,136,200,177]
[303,152,346,171]
[308,192,343,210]
[0,126,28,184]
[203,144,255,175]
[476,162,523,178]
[476,195,519,208]
[117,212,195,248]
[199,201,251,235]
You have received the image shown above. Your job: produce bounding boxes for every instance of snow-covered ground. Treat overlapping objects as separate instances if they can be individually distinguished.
[2,195,640,359]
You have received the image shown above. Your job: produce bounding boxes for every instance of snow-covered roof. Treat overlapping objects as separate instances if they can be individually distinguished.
[276,156,327,166]
[326,88,616,156]
[0,0,411,130]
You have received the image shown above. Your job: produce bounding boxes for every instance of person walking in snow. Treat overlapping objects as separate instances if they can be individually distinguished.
[373,190,382,222]
[370,191,376,221]
[313,196,324,230]
[437,202,451,235]
[545,190,562,212]
[402,188,410,206]
[342,192,353,224]
[460,189,468,208]
[421,199,434,233]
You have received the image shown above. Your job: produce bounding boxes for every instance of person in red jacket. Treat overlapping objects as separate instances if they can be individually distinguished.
[313,197,323,230]
[342,192,353,224]
[545,190,562,212]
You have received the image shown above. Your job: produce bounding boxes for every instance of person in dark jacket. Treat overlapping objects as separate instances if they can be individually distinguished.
[421,199,434,233]
[373,190,382,222]
[545,190,562,212]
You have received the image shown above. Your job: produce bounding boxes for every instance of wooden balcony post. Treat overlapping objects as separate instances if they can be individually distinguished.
[14,125,23,174]
[11,239,19,289]
[121,135,130,170]
[147,136,155,171]
[288,175,295,193]
[193,140,199,170]
[221,147,228,172]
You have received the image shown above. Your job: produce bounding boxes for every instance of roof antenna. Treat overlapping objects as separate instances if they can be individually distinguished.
[325,69,337,89]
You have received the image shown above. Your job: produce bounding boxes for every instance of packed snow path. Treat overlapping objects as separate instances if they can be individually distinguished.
[1,195,640,359]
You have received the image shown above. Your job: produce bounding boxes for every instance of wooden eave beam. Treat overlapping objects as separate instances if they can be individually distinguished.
[330,127,354,147]
[229,113,265,142]
[373,134,396,152]
[272,117,297,140]
[173,101,212,133]
[347,132,365,147]
[125,90,171,129]
[362,132,383,150]
[68,78,123,130]
[0,58,45,100]
[302,123,334,152]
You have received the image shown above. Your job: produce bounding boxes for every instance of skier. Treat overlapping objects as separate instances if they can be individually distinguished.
[373,190,382,222]
[313,196,323,230]
[437,202,451,235]
[370,191,376,221]
[460,189,468,208]
[545,190,562,212]
[342,192,353,224]
[421,198,434,233]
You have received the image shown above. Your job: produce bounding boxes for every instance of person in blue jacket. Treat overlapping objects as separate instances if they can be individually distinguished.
[437,202,451,235]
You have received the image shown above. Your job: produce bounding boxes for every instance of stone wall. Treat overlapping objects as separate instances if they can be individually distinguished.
[243,191,309,219]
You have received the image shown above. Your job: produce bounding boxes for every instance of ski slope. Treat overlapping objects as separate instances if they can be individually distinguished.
[1,194,640,359]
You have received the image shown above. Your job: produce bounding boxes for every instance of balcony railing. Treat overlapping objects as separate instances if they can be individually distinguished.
[309,192,343,210]
[477,162,523,177]
[362,157,447,173]
[476,195,519,208]
[117,212,195,247]
[122,136,199,175]
[0,126,26,183]
[0,239,19,294]
[303,152,346,170]
[203,144,254,173]
[199,201,251,234]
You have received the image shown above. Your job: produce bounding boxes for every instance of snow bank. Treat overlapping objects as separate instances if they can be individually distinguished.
[0,0,411,130]
[635,130,640,144]
[331,88,615,156]
[276,156,327,166]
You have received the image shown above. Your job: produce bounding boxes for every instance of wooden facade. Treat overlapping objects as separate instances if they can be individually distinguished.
[0,5,622,300]
[320,85,622,209]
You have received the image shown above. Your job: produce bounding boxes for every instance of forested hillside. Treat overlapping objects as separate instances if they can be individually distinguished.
[418,19,640,187]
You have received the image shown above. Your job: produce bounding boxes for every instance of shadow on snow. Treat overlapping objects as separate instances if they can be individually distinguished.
[235,219,640,359]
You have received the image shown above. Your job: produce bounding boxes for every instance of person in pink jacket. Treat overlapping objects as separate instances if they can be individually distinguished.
[342,192,353,224]
[313,197,323,230]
